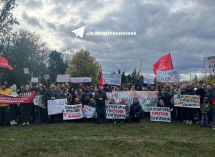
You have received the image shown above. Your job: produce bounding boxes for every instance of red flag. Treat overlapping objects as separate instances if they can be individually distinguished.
[0,56,13,70]
[99,65,103,87]
[153,54,173,75]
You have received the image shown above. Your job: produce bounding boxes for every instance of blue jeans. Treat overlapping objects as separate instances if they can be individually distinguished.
[212,105,215,126]
[96,105,107,124]
[200,113,209,126]
[35,106,41,125]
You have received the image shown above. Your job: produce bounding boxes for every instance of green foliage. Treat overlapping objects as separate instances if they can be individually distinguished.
[48,50,68,83]
[68,49,99,85]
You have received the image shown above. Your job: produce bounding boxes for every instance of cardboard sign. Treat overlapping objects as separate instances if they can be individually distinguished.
[204,56,215,73]
[144,77,154,84]
[24,68,29,74]
[150,107,171,122]
[106,91,158,112]
[63,104,83,120]
[103,73,121,85]
[157,69,180,82]
[174,95,200,108]
[70,77,92,83]
[47,99,67,115]
[31,78,38,82]
[106,104,126,119]
[57,75,70,82]
[44,74,50,80]
[33,95,45,108]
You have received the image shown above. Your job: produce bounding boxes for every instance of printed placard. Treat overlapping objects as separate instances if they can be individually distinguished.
[106,104,126,119]
[63,104,83,120]
[174,95,200,108]
[157,69,180,82]
[150,107,171,122]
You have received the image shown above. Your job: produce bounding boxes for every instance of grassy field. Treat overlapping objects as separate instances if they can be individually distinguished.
[0,118,215,157]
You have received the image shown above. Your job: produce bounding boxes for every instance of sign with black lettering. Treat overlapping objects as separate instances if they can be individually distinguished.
[106,104,126,119]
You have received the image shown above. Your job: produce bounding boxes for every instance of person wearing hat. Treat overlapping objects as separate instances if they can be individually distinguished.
[170,83,181,121]
[0,82,12,127]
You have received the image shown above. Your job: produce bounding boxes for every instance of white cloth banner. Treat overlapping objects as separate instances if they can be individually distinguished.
[103,73,121,85]
[204,56,215,73]
[157,69,180,82]
[31,78,38,82]
[57,75,70,82]
[150,107,171,122]
[47,99,67,115]
[106,91,158,112]
[144,77,154,84]
[33,95,45,108]
[106,104,126,119]
[24,68,29,74]
[174,95,200,108]
[63,104,83,120]
[70,77,92,83]
[83,105,97,118]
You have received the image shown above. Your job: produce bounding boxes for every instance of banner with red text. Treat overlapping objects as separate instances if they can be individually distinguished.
[150,107,171,122]
[106,104,126,119]
[157,69,180,82]
[0,91,35,104]
[70,77,92,83]
[63,104,83,120]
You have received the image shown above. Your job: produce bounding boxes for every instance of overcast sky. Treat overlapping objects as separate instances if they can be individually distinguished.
[12,0,215,80]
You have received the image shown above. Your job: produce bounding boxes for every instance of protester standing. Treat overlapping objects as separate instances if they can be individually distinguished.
[10,84,18,125]
[82,86,93,105]
[35,86,45,125]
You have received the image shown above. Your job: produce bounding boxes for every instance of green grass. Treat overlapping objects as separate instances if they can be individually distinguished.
[0,118,215,157]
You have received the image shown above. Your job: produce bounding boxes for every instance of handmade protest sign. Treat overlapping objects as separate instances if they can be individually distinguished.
[106,104,126,119]
[33,95,45,108]
[0,91,35,104]
[57,75,70,82]
[31,78,38,82]
[157,69,180,82]
[144,77,154,84]
[47,99,67,115]
[103,73,121,85]
[150,107,171,122]
[204,56,215,73]
[44,74,50,80]
[63,104,83,120]
[83,105,97,118]
[24,68,29,74]
[174,95,200,108]
[106,91,158,112]
[70,77,92,83]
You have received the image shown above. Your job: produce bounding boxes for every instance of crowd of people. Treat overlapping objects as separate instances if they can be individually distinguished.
[0,80,214,130]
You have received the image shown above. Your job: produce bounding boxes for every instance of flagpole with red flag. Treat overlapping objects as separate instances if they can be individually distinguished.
[99,65,103,87]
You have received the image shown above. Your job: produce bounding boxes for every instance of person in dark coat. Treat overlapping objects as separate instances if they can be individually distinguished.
[82,86,93,105]
[69,86,76,105]
[103,85,112,92]
[135,84,142,91]
[195,83,206,123]
[44,83,57,123]
[130,98,142,123]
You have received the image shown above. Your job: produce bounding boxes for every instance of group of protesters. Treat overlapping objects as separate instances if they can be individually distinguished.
[0,80,215,130]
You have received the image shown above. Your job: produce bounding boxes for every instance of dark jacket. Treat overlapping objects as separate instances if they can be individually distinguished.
[135,84,142,91]
[104,88,112,92]
[209,89,215,104]
[159,91,168,104]
[44,89,57,103]
[87,102,96,108]
[54,89,63,99]
[195,88,206,104]
[185,89,195,95]
[130,102,142,117]
[94,90,108,105]
[206,90,213,104]
[83,91,93,105]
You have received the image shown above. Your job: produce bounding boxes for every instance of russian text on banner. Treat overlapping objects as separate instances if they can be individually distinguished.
[150,107,171,122]
[47,99,67,115]
[63,104,83,120]
[106,104,126,119]
[174,95,200,108]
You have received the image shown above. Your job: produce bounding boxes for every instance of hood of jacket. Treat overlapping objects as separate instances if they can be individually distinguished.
[203,97,208,102]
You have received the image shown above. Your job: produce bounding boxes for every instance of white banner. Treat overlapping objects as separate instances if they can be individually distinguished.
[83,105,97,118]
[31,78,38,82]
[70,77,92,83]
[24,68,29,74]
[144,77,154,84]
[103,73,121,85]
[33,95,45,108]
[204,56,215,73]
[157,69,180,82]
[150,107,171,122]
[47,99,67,115]
[57,75,70,82]
[106,91,158,112]
[106,104,126,119]
[63,104,83,120]
[44,74,50,80]
[174,95,200,108]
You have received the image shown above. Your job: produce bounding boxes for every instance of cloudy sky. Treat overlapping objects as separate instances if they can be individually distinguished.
[12,0,215,80]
